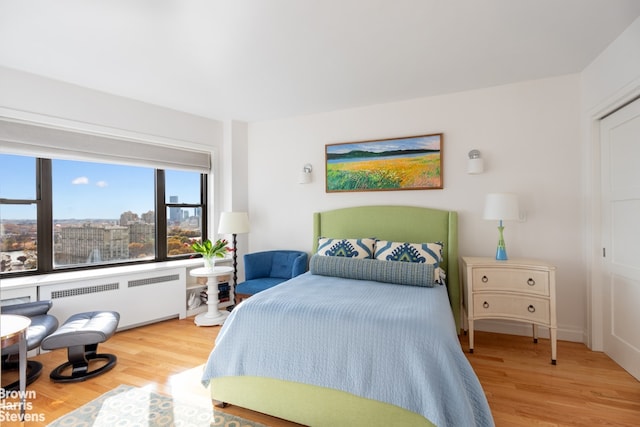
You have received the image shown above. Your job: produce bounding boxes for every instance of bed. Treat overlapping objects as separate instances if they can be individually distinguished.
[202,205,494,426]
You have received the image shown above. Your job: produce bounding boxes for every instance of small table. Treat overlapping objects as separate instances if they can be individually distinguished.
[190,266,234,326]
[460,257,557,364]
[1,314,31,420]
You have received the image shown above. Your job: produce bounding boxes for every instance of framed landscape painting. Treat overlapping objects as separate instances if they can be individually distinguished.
[325,133,443,192]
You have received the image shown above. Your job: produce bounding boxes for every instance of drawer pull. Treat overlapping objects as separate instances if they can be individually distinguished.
[527,278,536,286]
[481,275,489,283]
[528,305,536,313]
[483,301,490,309]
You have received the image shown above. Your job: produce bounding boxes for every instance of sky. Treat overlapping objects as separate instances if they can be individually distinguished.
[0,154,201,220]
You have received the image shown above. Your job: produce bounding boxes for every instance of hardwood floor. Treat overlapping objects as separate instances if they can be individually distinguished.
[2,318,639,426]
[459,331,640,426]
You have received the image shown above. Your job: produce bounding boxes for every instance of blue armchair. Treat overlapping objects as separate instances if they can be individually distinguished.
[235,250,308,302]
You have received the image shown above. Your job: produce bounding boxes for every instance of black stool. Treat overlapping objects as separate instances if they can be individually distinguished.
[41,311,119,383]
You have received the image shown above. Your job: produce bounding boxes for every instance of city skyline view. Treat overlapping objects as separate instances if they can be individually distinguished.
[1,153,206,272]
[0,154,201,220]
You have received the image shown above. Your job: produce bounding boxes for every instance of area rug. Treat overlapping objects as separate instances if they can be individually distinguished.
[46,384,266,427]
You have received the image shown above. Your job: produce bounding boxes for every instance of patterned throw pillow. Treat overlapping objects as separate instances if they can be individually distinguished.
[317,237,376,259]
[374,241,444,283]
[374,241,443,264]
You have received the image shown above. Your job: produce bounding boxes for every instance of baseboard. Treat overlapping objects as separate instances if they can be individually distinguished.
[473,319,585,343]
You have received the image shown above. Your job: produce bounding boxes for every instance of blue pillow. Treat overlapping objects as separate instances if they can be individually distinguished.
[309,254,438,287]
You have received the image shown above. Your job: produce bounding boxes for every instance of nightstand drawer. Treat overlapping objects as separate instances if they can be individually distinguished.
[472,268,549,296]
[473,294,550,324]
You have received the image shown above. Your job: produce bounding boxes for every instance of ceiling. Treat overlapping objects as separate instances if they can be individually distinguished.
[1,0,640,122]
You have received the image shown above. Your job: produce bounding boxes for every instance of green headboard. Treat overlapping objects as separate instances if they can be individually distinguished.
[313,205,460,332]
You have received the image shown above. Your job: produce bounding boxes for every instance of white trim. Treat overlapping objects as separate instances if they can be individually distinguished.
[473,319,584,344]
[585,76,640,351]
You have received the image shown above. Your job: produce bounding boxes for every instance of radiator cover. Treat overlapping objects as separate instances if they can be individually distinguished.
[39,267,186,329]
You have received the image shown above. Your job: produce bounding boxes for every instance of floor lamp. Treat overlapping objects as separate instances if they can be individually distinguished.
[218,212,250,308]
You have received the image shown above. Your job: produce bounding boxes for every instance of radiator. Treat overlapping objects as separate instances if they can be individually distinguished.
[39,267,186,330]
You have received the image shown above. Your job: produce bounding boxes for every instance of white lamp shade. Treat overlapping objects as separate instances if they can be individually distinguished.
[483,193,519,221]
[218,212,250,234]
[298,163,313,184]
[467,158,484,174]
[298,171,312,184]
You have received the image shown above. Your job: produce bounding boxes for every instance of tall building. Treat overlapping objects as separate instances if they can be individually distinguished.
[120,210,139,225]
[141,210,155,224]
[169,196,181,224]
[57,224,129,265]
[129,222,155,245]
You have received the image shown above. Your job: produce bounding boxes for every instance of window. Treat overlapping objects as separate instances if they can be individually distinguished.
[52,159,156,267]
[0,153,208,276]
[164,169,206,258]
[0,154,38,273]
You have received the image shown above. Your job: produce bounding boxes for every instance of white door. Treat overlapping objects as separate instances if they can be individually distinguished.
[600,97,640,381]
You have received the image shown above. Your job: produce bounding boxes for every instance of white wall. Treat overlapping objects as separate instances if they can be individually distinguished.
[581,16,640,112]
[580,16,640,350]
[248,74,585,341]
[217,120,250,280]
[0,67,222,147]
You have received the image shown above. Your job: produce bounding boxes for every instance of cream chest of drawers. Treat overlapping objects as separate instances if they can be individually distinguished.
[460,257,557,364]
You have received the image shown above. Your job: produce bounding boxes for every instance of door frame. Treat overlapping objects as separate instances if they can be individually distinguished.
[586,83,640,351]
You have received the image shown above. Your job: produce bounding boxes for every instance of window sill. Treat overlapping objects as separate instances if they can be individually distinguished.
[0,258,204,291]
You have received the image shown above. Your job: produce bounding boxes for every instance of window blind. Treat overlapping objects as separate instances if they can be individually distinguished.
[0,119,211,172]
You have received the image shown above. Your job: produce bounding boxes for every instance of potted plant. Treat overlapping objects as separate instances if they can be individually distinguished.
[191,239,231,270]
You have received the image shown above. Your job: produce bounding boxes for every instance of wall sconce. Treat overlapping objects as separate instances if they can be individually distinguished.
[467,149,484,174]
[298,163,313,184]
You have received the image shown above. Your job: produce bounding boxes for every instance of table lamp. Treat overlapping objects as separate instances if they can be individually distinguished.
[483,193,519,260]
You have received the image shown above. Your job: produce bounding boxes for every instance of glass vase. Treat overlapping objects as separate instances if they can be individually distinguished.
[203,255,216,271]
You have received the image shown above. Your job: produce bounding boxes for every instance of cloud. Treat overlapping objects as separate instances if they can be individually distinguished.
[72,176,89,185]
[96,181,108,188]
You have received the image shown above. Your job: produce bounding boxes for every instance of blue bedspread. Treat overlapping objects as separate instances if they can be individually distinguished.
[202,272,494,427]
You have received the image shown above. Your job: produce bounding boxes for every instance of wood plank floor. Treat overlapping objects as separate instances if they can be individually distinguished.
[2,317,639,426]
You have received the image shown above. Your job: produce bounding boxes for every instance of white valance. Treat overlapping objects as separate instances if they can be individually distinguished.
[0,118,211,173]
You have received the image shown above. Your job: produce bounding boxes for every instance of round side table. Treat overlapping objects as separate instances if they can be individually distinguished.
[190,266,234,326]
[1,314,31,420]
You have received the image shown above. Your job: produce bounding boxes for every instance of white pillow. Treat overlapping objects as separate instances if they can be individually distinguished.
[317,237,376,259]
